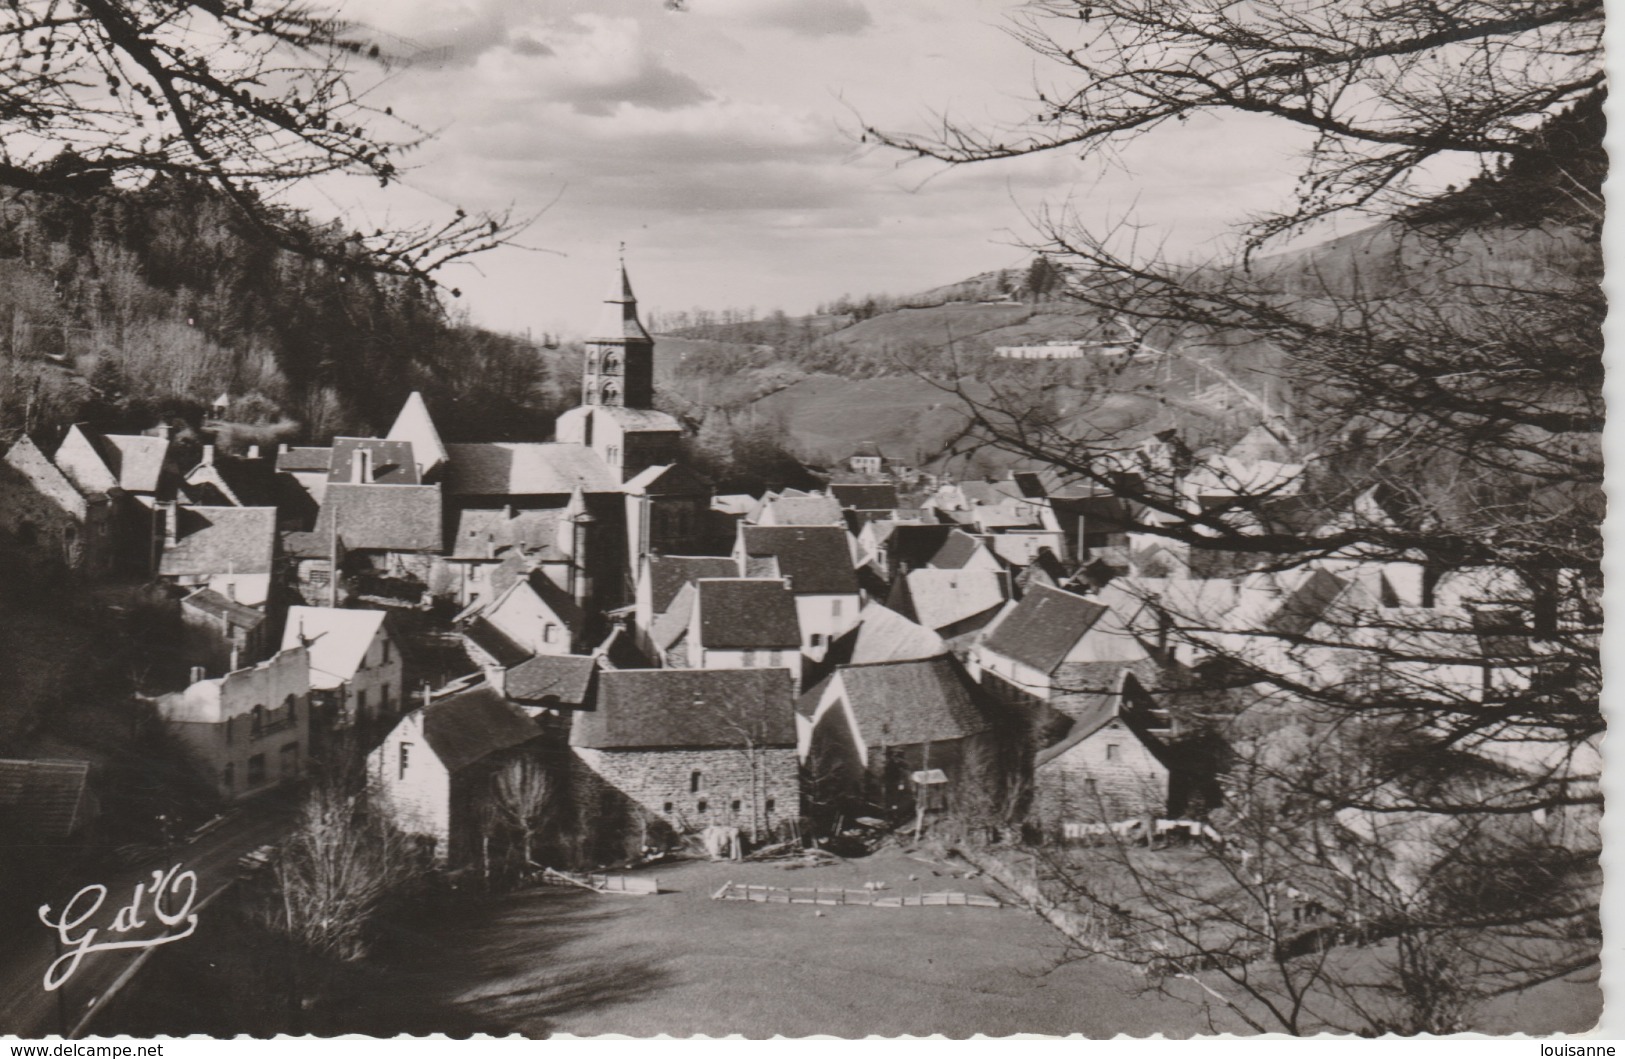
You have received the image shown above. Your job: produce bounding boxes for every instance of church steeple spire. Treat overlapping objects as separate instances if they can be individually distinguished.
[582,250,655,409]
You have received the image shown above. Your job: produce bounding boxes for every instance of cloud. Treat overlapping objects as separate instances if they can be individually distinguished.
[698,0,874,37]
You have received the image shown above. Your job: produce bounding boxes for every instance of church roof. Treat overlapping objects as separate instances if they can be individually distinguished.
[444,443,619,496]
[591,261,653,343]
[387,391,449,475]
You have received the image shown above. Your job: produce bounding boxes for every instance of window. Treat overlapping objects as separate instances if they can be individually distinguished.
[832,598,843,617]
[607,445,620,465]
[662,801,673,812]
[768,650,782,667]
[399,743,412,779]
[765,798,776,814]
[284,694,297,724]
[696,798,708,813]
[730,800,741,813]
[223,763,234,791]
[810,633,824,648]
[741,649,756,667]
[380,683,391,712]
[382,638,391,664]
[1105,744,1119,761]
[250,706,264,736]
[544,624,559,644]
[356,689,368,720]
[247,754,266,786]
[690,770,703,793]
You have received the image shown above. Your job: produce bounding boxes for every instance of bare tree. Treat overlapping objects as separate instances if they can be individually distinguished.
[483,752,557,871]
[870,0,1602,1034]
[0,0,527,286]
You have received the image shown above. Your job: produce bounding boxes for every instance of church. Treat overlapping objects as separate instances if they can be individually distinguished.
[374,256,712,622]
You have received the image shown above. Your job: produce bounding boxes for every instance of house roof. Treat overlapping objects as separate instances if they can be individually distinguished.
[929,529,991,570]
[833,655,995,746]
[181,587,267,629]
[980,583,1109,674]
[696,578,801,649]
[848,441,885,459]
[422,683,541,772]
[886,523,955,570]
[504,653,596,706]
[649,555,739,614]
[328,438,421,485]
[572,668,797,749]
[1036,700,1144,769]
[1264,569,1349,638]
[624,462,710,496]
[464,616,531,668]
[444,442,619,496]
[159,506,277,576]
[103,434,171,494]
[387,392,448,474]
[848,601,947,665]
[4,435,87,511]
[650,582,696,652]
[831,483,899,510]
[590,405,682,434]
[281,606,389,691]
[53,425,119,496]
[591,262,653,342]
[903,568,1007,632]
[449,506,562,560]
[0,759,91,838]
[185,456,280,508]
[740,525,858,595]
[758,494,845,526]
[314,483,443,553]
[277,447,333,473]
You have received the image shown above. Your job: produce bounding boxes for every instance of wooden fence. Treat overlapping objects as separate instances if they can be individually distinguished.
[712,881,1002,909]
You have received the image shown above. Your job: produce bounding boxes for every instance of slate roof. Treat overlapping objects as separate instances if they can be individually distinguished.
[833,656,995,746]
[444,443,619,496]
[0,759,91,838]
[696,578,801,649]
[505,654,596,707]
[103,434,171,494]
[591,405,682,433]
[1264,569,1348,638]
[328,438,421,485]
[831,483,899,510]
[740,525,858,595]
[159,506,277,576]
[191,455,280,507]
[650,582,696,652]
[759,495,845,526]
[903,568,1007,632]
[386,392,449,474]
[886,523,955,571]
[422,683,540,772]
[623,462,710,496]
[277,447,333,473]
[1051,494,1134,535]
[929,529,990,570]
[181,587,267,629]
[1034,701,1168,769]
[572,668,797,749]
[848,601,947,665]
[449,507,562,560]
[281,606,389,690]
[980,583,1110,674]
[314,483,442,552]
[649,555,739,614]
[464,616,531,668]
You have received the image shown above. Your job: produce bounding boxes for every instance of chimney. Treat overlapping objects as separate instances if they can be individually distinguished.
[277,442,290,455]
[247,444,261,459]
[188,665,206,685]
[154,422,172,441]
[352,448,372,484]
[229,644,240,672]
[161,500,178,548]
[201,444,215,467]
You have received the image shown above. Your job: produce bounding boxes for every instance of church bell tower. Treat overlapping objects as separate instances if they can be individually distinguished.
[583,251,655,410]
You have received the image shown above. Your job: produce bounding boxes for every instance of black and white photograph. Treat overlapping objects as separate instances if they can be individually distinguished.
[0,0,1606,1041]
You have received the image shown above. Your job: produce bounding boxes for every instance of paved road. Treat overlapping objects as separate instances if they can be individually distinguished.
[0,799,295,1039]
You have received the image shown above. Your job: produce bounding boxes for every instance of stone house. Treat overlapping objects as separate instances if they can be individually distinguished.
[970,583,1163,743]
[0,435,120,578]
[156,645,311,800]
[569,668,800,854]
[886,568,1008,651]
[463,563,586,657]
[1030,695,1173,836]
[281,605,404,728]
[736,524,862,660]
[623,463,712,561]
[369,680,546,865]
[307,480,443,604]
[797,654,1007,821]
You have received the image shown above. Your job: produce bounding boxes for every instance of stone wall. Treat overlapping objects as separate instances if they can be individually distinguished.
[1031,718,1169,833]
[571,745,800,860]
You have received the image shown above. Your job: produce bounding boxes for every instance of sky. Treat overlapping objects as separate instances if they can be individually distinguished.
[304,0,1319,338]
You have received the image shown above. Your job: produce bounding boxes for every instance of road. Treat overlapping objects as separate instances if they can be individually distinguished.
[0,797,295,1039]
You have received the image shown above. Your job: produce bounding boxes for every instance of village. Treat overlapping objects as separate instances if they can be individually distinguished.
[0,252,1601,1036]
